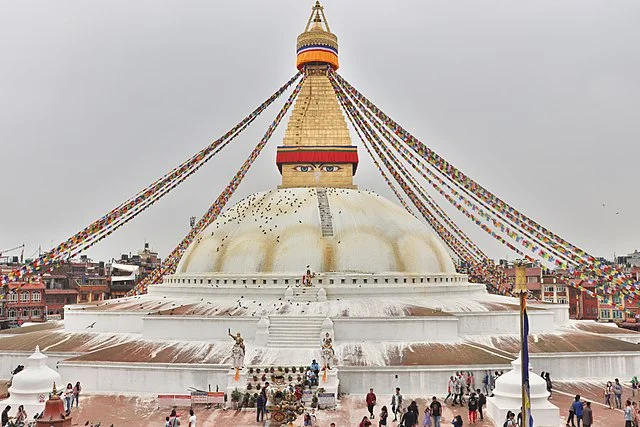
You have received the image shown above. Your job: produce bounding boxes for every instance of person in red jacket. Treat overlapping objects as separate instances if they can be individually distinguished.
[366,388,377,419]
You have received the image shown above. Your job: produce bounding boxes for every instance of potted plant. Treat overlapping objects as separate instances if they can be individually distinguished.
[284,367,289,373]
[292,366,297,373]
[230,388,242,409]
[242,392,250,408]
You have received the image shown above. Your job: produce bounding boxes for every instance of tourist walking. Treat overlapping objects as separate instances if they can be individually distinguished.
[422,407,432,427]
[566,401,576,427]
[430,397,442,427]
[571,395,584,427]
[391,387,403,422]
[256,391,266,422]
[303,413,313,426]
[544,372,552,397]
[188,408,196,427]
[379,405,388,427]
[625,400,634,427]
[476,389,486,421]
[359,416,372,427]
[451,414,463,427]
[456,376,465,406]
[632,376,639,397]
[467,392,478,425]
[614,378,624,409]
[482,371,490,395]
[504,411,516,427]
[64,383,73,412]
[72,381,81,408]
[633,401,640,427]
[168,409,180,427]
[445,376,455,404]
[400,406,417,427]
[604,381,613,409]
[366,388,377,419]
[582,402,592,427]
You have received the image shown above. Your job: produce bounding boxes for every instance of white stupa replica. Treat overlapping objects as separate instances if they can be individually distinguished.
[487,353,560,427]
[0,3,639,411]
[1,346,62,418]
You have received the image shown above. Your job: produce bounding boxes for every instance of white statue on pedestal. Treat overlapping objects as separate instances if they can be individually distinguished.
[321,332,335,370]
[228,329,245,369]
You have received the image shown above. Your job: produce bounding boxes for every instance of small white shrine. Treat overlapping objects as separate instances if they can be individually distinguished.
[2,346,63,419]
[487,353,559,427]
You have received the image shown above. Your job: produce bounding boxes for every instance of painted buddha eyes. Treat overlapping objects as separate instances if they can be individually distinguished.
[320,165,341,172]
[293,164,342,172]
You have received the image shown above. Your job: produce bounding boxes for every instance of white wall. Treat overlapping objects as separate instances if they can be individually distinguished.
[338,365,510,395]
[333,317,459,342]
[530,352,640,380]
[64,310,145,333]
[457,310,556,335]
[58,361,228,395]
[142,316,258,341]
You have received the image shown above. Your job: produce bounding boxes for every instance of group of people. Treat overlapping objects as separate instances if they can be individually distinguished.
[1,405,27,427]
[63,382,82,412]
[164,408,197,427]
[564,395,593,427]
[362,388,445,427]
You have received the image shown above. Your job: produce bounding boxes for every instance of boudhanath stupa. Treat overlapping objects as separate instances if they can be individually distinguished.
[1,1,639,411]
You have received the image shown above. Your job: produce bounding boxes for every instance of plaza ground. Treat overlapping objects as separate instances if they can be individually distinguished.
[17,381,629,427]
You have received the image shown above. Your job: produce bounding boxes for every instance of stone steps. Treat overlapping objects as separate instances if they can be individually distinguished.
[316,188,334,237]
[267,316,325,348]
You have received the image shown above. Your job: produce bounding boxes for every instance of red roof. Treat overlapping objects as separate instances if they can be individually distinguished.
[8,282,45,290]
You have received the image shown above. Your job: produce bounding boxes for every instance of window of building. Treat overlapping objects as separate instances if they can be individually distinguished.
[20,291,29,303]
[600,309,611,319]
[32,291,42,302]
[613,295,622,305]
[32,309,41,318]
[93,293,101,301]
[329,279,334,284]
[284,280,288,285]
[527,276,539,284]
[544,286,554,293]
[352,279,357,284]
[341,279,345,284]
[363,279,367,284]
[21,309,30,318]
[8,309,16,319]
[613,310,624,319]
[7,293,18,303]
[232,280,236,284]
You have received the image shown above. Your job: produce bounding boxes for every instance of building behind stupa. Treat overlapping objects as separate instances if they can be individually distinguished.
[0,2,638,409]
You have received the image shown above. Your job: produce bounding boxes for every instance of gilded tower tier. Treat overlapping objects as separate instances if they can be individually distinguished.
[276,2,358,189]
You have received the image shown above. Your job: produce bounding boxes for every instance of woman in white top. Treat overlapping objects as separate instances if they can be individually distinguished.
[188,408,196,427]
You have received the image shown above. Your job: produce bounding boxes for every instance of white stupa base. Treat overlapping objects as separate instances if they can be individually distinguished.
[487,394,560,427]
[486,352,560,427]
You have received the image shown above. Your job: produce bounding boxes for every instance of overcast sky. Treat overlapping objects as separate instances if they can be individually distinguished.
[1,0,639,264]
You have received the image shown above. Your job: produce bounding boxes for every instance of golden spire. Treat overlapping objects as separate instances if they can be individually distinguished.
[296,1,339,71]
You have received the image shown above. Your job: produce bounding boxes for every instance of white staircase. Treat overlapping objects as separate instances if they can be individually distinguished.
[291,286,318,302]
[316,188,334,237]
[267,316,324,348]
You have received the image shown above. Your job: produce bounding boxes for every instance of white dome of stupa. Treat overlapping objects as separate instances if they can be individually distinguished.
[2,345,63,418]
[176,187,455,275]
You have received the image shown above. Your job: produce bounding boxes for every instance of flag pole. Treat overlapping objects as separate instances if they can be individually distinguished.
[515,264,531,426]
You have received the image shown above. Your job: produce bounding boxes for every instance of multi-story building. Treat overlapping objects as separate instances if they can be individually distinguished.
[568,279,599,320]
[6,281,46,323]
[540,274,569,304]
[109,243,161,298]
[500,260,543,299]
[44,255,108,308]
